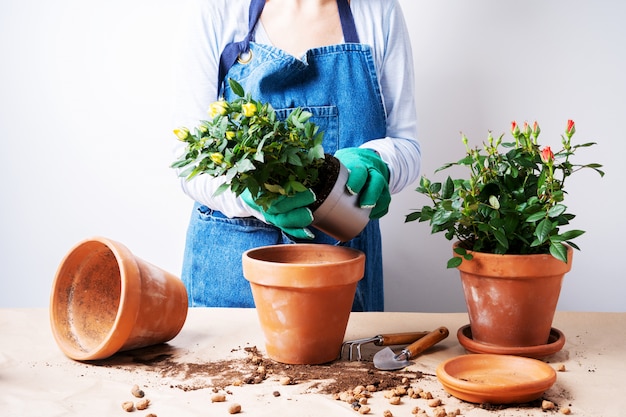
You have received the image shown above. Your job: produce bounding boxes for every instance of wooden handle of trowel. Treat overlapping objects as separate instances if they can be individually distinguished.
[402,327,449,359]
[376,331,430,346]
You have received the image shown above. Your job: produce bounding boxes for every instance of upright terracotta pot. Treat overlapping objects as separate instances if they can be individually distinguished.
[454,242,573,347]
[242,244,365,364]
[50,237,188,361]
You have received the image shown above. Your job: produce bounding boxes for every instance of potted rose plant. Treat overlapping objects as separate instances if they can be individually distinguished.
[406,120,604,354]
[171,78,369,241]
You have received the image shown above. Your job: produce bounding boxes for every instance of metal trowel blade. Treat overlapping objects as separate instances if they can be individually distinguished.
[373,347,410,370]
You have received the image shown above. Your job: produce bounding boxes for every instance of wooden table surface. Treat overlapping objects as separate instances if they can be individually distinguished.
[1,308,624,417]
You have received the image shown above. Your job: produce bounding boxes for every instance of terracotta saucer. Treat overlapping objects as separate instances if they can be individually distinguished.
[436,354,557,404]
[457,325,565,359]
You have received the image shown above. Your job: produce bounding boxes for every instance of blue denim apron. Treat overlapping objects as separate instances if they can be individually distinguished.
[182,0,387,311]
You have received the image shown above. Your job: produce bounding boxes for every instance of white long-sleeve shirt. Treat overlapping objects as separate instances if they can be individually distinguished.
[172,0,421,218]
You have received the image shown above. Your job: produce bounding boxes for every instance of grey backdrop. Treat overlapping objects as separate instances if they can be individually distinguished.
[1,0,624,311]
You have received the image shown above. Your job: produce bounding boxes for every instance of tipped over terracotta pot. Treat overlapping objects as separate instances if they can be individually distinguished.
[242,244,365,364]
[50,237,188,361]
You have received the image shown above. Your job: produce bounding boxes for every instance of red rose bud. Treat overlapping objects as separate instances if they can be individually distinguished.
[511,121,520,138]
[540,146,554,164]
[532,121,541,137]
[523,121,532,137]
[566,119,576,138]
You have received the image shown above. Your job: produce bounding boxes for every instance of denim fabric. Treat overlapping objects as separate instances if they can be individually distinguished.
[182,4,388,312]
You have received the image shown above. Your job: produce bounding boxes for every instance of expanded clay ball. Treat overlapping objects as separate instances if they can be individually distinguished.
[419,391,433,400]
[428,398,442,407]
[432,407,447,417]
[121,401,134,412]
[211,393,227,403]
[131,384,145,398]
[388,396,401,405]
[136,398,150,410]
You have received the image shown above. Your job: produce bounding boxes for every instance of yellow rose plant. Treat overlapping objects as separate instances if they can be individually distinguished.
[171,79,326,211]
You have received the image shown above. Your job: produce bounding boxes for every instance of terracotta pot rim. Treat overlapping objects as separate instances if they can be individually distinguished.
[244,243,363,263]
[242,243,365,288]
[453,241,574,277]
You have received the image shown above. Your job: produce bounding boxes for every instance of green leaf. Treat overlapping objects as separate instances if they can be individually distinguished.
[558,229,585,240]
[453,246,467,256]
[447,257,463,269]
[405,211,423,222]
[429,182,442,194]
[432,209,453,226]
[549,242,568,263]
[235,158,256,173]
[264,183,286,194]
[442,176,455,199]
[547,204,566,218]
[494,228,509,249]
[526,211,546,222]
[535,218,555,244]
[228,78,245,97]
[214,182,230,197]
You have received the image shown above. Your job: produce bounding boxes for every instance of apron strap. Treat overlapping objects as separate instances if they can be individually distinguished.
[337,0,359,43]
[217,0,265,95]
[217,0,360,95]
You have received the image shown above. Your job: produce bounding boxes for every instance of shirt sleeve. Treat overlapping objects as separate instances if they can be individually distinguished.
[353,0,421,195]
[171,0,262,218]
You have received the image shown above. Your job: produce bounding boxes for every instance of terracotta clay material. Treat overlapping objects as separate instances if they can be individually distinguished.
[436,354,557,404]
[50,237,188,361]
[454,242,573,347]
[242,244,365,365]
[457,325,566,359]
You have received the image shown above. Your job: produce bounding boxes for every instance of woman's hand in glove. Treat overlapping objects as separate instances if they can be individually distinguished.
[334,148,391,219]
[241,189,317,239]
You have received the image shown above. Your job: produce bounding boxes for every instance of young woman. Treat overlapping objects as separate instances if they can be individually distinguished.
[173,0,420,311]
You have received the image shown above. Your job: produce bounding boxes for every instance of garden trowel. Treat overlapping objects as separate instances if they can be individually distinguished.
[373,326,449,370]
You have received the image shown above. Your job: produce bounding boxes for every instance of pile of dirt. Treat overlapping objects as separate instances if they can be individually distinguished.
[113,345,423,395]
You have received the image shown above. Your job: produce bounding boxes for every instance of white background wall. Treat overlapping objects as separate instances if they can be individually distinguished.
[1,0,624,312]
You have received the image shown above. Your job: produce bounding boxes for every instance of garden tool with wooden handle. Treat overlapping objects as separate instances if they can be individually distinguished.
[373,326,449,370]
[341,331,431,361]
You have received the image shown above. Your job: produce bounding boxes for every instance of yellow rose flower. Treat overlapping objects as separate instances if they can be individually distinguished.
[208,100,229,118]
[210,152,224,165]
[173,127,189,141]
[242,102,257,117]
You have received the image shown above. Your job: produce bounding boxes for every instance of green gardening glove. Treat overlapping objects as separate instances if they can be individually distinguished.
[334,147,391,219]
[241,189,317,239]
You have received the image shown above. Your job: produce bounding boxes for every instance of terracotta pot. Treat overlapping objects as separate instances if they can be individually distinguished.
[242,244,365,364]
[312,159,371,242]
[454,242,573,347]
[50,237,188,361]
